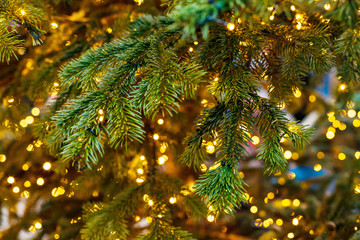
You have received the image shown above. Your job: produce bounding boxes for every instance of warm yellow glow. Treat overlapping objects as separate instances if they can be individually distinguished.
[292,218,299,225]
[13,186,20,193]
[207,214,215,222]
[296,22,302,30]
[263,219,270,228]
[267,192,274,199]
[206,144,215,154]
[309,95,316,102]
[106,28,112,34]
[31,107,40,116]
[287,232,295,239]
[98,109,104,115]
[293,199,300,207]
[284,150,292,160]
[317,152,325,159]
[189,47,194,52]
[339,84,347,91]
[27,144,34,152]
[98,115,104,122]
[227,23,235,31]
[278,101,285,110]
[194,41,198,45]
[140,155,145,161]
[276,218,283,226]
[339,123,347,131]
[146,217,152,223]
[292,152,299,160]
[169,197,177,204]
[348,109,356,118]
[157,156,166,165]
[314,164,322,171]
[20,9,26,15]
[353,119,360,127]
[281,199,291,207]
[338,153,346,160]
[254,218,262,227]
[7,176,15,184]
[355,151,360,159]
[269,15,274,21]
[135,216,140,222]
[22,163,30,171]
[24,181,31,187]
[326,131,335,139]
[328,115,336,123]
[278,177,286,185]
[214,77,219,82]
[153,134,159,140]
[54,234,60,239]
[43,162,51,171]
[143,194,149,202]
[0,154,5,162]
[148,200,154,206]
[250,206,258,213]
[136,178,144,183]
[327,111,335,117]
[354,184,360,194]
[200,164,207,172]
[51,22,58,29]
[251,136,260,145]
[157,119,164,125]
[293,88,302,98]
[20,119,28,128]
[288,172,296,180]
[34,222,42,229]
[21,190,30,199]
[137,168,144,174]
[290,5,296,11]
[324,4,331,10]
[239,171,245,179]
[37,178,45,186]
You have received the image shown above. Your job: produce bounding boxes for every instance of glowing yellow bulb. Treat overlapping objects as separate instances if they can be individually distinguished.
[296,22,302,30]
[338,153,346,160]
[292,218,299,226]
[251,136,260,145]
[0,154,6,162]
[189,47,194,52]
[287,232,295,239]
[136,178,144,183]
[278,177,286,185]
[290,5,295,11]
[269,15,274,21]
[146,217,152,223]
[37,178,45,186]
[51,22,58,29]
[281,199,291,207]
[200,164,207,172]
[348,109,356,118]
[13,186,20,193]
[324,4,331,10]
[227,23,235,31]
[106,28,112,33]
[276,218,283,226]
[314,164,322,171]
[153,134,159,140]
[31,107,40,116]
[27,144,34,152]
[207,214,215,222]
[293,88,301,98]
[148,200,154,206]
[24,181,31,187]
[250,206,258,213]
[254,218,262,227]
[206,144,215,154]
[326,131,335,139]
[292,152,299,160]
[355,151,360,159]
[169,197,177,204]
[98,115,104,122]
[309,95,316,102]
[43,162,51,171]
[293,199,300,207]
[157,119,164,125]
[353,119,360,128]
[21,190,30,199]
[22,163,30,171]
[194,41,198,45]
[284,150,292,160]
[140,155,145,161]
[157,156,166,165]
[355,184,360,194]
[134,216,140,222]
[98,109,104,115]
[339,84,347,91]
[267,192,274,199]
[20,119,28,128]
[7,176,15,184]
[137,168,144,174]
[339,123,347,131]
[34,222,42,229]
[20,9,26,15]
[54,234,60,239]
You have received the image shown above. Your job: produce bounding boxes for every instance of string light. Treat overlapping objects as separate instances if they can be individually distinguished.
[157,156,166,165]
[348,109,356,118]
[207,214,215,222]
[293,88,301,98]
[338,84,347,91]
[276,218,283,226]
[13,186,20,193]
[24,181,31,187]
[293,199,300,207]
[292,218,299,225]
[324,4,331,10]
[148,200,154,206]
[250,206,258,213]
[37,177,45,186]
[267,192,274,199]
[34,221,42,229]
[314,164,322,171]
[31,107,40,116]
[290,5,295,11]
[20,9,26,15]
[206,144,215,154]
[338,153,346,160]
[353,119,360,127]
[309,95,316,102]
[43,162,51,171]
[326,130,335,139]
[251,136,260,145]
[200,164,207,172]
[269,15,275,21]
[153,134,159,140]
[292,152,299,160]
[54,234,60,239]
[169,197,177,204]
[137,168,144,174]
[7,176,15,184]
[22,163,30,171]
[194,41,198,45]
[227,23,235,31]
[0,154,6,162]
[157,119,164,125]
[284,150,292,159]
[355,151,360,159]
[189,47,194,52]
[287,232,295,239]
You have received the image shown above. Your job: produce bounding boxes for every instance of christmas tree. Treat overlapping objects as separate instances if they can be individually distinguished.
[1,0,360,239]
